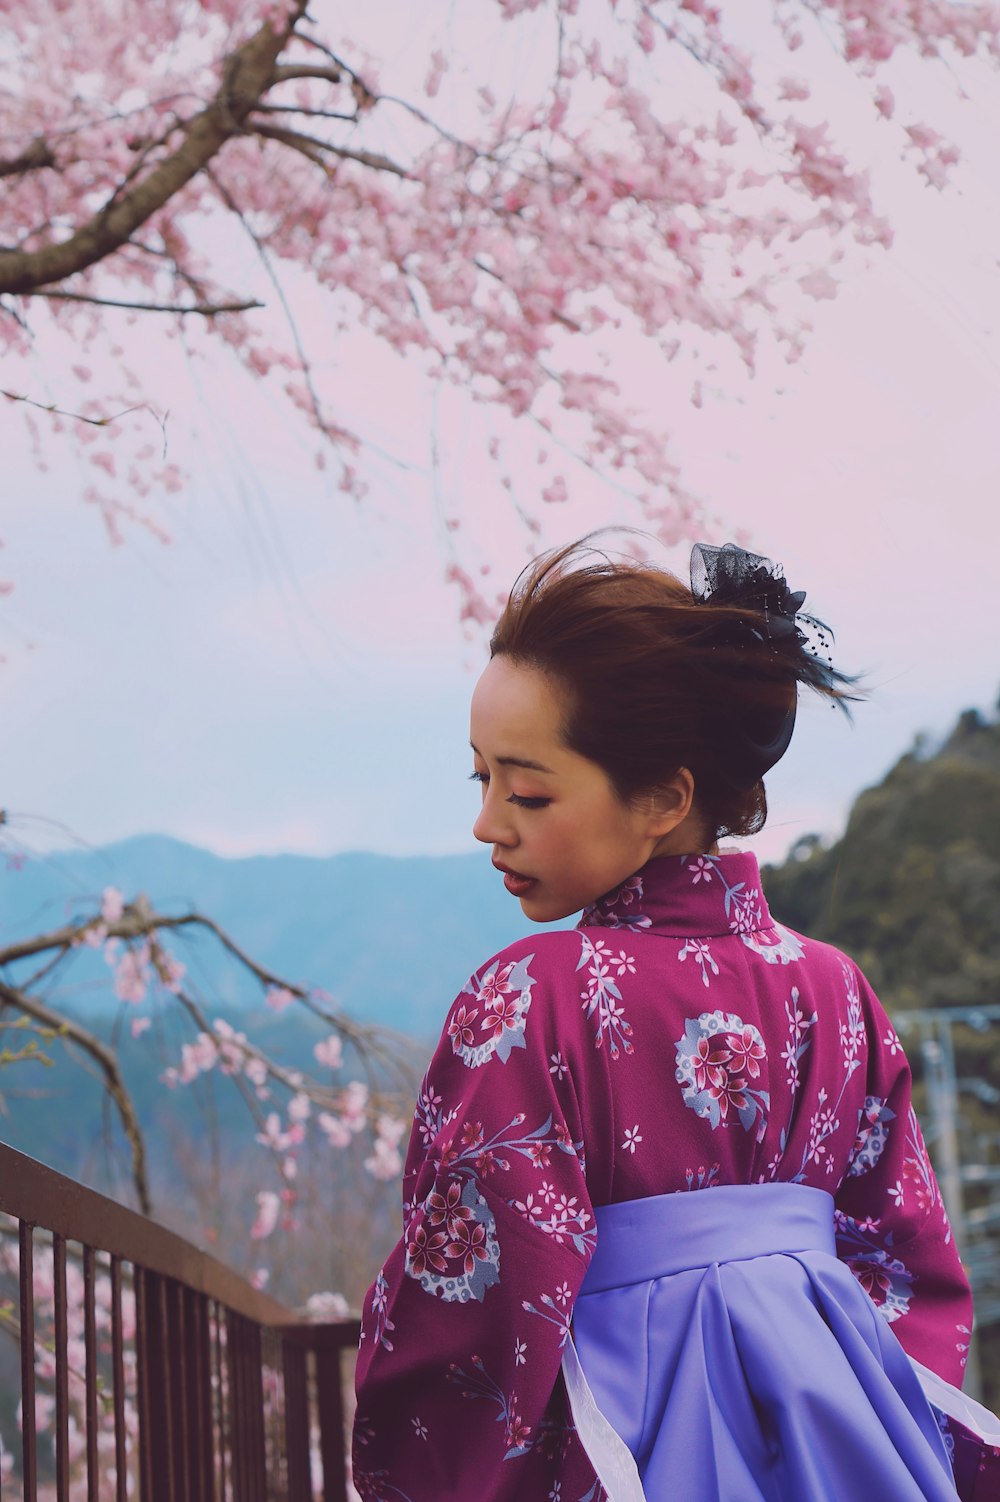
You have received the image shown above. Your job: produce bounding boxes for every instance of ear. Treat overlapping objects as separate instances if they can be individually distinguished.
[645,767,696,839]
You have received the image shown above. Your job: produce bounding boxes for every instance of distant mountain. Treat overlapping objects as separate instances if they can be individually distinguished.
[1,834,573,1038]
[1,836,578,1211]
[762,707,1000,1013]
[5,712,1000,1353]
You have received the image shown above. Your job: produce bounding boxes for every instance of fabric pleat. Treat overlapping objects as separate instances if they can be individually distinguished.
[571,1184,958,1501]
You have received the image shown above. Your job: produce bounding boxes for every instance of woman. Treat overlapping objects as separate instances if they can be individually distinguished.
[353,540,998,1501]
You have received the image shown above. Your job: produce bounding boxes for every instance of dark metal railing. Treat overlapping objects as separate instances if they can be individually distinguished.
[0,1141,359,1500]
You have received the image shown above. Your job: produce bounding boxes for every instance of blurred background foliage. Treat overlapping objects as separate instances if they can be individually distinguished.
[765,701,1000,1407]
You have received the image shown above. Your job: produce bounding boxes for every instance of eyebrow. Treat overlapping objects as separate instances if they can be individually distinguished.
[469,742,555,775]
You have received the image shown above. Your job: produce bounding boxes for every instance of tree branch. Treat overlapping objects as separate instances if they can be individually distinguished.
[206,163,359,452]
[0,2,309,296]
[251,122,407,177]
[0,139,56,179]
[249,123,328,172]
[0,887,419,1200]
[0,900,391,1064]
[1,388,159,429]
[270,63,342,86]
[0,979,151,1214]
[29,289,263,316]
[252,102,359,123]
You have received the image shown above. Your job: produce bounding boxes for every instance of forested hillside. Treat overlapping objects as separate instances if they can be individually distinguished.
[763,707,1000,1013]
[765,704,1000,1404]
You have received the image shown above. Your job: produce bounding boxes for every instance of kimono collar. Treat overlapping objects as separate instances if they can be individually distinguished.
[579,851,772,940]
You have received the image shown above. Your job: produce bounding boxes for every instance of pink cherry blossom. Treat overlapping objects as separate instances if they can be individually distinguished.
[250,1189,281,1240]
[313,1033,344,1070]
[100,887,124,923]
[113,945,149,1005]
[304,1290,349,1320]
[317,1111,352,1149]
[265,986,296,1013]
[154,949,186,994]
[2,0,996,597]
[340,1079,370,1132]
[287,1091,311,1124]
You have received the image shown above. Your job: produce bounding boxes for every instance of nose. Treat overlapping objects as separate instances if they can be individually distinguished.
[472,787,515,848]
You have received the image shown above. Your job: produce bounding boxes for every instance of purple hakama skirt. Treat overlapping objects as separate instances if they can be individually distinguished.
[564,1184,998,1501]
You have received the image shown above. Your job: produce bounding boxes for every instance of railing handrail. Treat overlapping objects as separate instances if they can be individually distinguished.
[0,1138,307,1328]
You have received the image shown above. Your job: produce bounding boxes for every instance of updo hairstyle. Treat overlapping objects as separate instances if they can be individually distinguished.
[490,539,857,841]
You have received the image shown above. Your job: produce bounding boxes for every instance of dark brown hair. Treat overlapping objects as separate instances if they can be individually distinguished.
[490,538,856,840]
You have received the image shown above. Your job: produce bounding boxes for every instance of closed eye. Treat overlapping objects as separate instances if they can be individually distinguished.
[468,772,550,810]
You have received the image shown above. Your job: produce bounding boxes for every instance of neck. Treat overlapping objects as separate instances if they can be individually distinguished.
[650,818,718,861]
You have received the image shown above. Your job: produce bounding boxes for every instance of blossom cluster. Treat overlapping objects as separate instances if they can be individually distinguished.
[4,0,997,606]
[30,882,409,1255]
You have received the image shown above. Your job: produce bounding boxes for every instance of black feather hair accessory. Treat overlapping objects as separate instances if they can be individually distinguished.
[689,542,852,784]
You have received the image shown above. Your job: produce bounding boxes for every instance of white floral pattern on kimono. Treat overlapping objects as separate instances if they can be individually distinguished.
[354,852,972,1502]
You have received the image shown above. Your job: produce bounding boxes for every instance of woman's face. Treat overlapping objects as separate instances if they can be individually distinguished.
[470,656,688,923]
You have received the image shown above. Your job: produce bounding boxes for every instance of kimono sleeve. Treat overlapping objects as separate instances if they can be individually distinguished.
[834,969,973,1387]
[353,936,606,1502]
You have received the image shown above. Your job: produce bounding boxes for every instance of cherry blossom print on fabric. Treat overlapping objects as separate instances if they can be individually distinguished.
[781,986,818,1093]
[901,1106,946,1219]
[682,853,763,936]
[741,923,807,965]
[684,1164,721,1191]
[836,1210,915,1324]
[355,849,976,1495]
[675,1011,769,1136]
[413,1078,461,1154]
[848,1097,896,1178]
[580,875,651,933]
[447,1356,535,1459]
[677,937,719,988]
[576,935,636,1059]
[512,1174,596,1258]
[368,1269,395,1353]
[451,954,535,1068]
[447,1352,587,1474]
[404,1175,501,1304]
[421,1101,593,1258]
[781,962,868,1182]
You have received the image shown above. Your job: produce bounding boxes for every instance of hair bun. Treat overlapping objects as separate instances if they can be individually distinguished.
[689,541,858,786]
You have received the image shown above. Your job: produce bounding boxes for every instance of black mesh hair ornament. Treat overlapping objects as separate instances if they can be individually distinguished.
[690,542,849,786]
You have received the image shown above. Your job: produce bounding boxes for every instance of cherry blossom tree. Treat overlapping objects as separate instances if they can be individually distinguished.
[2,9,999,1470]
[0,870,414,1489]
[3,0,999,613]
[0,880,410,1222]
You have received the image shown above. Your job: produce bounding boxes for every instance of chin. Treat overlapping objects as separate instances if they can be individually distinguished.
[519,892,578,924]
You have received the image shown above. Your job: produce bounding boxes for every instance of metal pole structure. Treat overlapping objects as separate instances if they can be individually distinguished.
[920,1018,983,1399]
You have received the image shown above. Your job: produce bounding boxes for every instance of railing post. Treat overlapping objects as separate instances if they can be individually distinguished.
[214,1301,229,1502]
[315,1343,348,1502]
[82,1246,99,1502]
[18,1221,37,1502]
[52,1232,69,1502]
[282,1338,312,1502]
[226,1309,245,1501]
[1,1144,361,1502]
[247,1323,267,1502]
[187,1288,213,1502]
[110,1255,129,1502]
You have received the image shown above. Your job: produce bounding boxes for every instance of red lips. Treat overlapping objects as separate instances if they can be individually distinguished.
[493,860,537,897]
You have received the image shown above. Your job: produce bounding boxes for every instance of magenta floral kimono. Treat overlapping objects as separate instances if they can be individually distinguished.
[353,852,992,1501]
